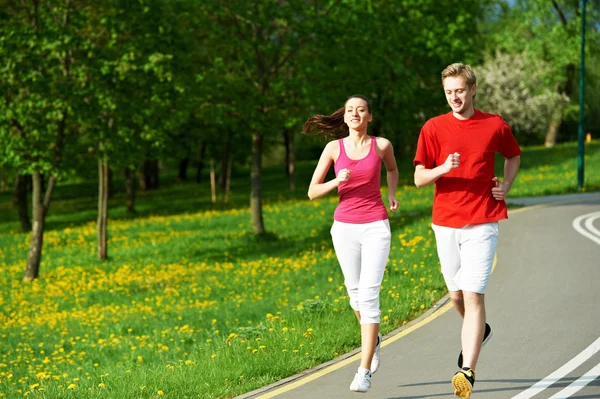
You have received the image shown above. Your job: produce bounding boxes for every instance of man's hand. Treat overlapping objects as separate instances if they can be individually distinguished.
[443,152,460,174]
[491,177,510,200]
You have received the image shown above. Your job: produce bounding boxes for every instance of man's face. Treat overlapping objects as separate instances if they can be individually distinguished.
[443,76,476,116]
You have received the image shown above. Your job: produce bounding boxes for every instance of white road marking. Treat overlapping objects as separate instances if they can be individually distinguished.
[584,214,600,238]
[572,211,600,245]
[512,211,600,398]
[511,337,600,399]
[548,362,600,399]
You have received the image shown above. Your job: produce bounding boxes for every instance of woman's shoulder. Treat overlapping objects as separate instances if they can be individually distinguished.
[325,138,341,150]
[374,136,392,150]
[323,138,341,159]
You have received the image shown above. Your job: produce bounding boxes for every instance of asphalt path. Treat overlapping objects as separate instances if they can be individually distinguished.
[238,193,600,399]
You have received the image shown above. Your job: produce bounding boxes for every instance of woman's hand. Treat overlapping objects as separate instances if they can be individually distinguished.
[388,196,399,213]
[336,168,351,183]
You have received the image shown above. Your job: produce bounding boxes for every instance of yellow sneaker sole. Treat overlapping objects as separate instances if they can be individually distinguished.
[451,372,473,399]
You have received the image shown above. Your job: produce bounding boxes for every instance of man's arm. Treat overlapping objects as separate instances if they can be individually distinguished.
[492,155,521,200]
[414,153,459,188]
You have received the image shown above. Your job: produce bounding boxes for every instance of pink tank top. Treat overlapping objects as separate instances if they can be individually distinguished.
[333,137,388,223]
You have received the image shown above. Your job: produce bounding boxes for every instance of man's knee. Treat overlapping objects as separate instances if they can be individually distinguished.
[463,291,485,308]
[449,290,464,305]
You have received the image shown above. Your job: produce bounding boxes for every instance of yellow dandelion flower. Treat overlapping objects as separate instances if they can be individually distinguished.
[67,384,76,389]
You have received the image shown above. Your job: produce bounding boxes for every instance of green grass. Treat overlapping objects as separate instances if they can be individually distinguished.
[0,141,598,398]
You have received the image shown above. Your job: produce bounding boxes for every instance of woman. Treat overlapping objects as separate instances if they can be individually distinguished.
[303,94,399,393]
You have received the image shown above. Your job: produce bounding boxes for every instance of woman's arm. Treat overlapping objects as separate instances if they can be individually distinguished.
[308,141,346,200]
[378,138,399,212]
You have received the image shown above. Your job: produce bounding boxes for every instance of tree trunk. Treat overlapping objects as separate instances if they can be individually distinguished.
[124,168,136,214]
[107,167,113,199]
[210,159,216,203]
[40,173,45,194]
[545,102,567,147]
[545,64,575,147]
[284,129,291,177]
[196,142,207,183]
[98,154,108,260]
[178,158,189,181]
[218,132,230,189]
[286,130,296,192]
[251,131,265,234]
[13,174,31,232]
[24,171,55,282]
[545,117,561,147]
[224,158,232,203]
[139,160,159,190]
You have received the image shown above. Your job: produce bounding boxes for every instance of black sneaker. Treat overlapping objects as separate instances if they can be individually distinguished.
[452,367,475,399]
[457,323,492,368]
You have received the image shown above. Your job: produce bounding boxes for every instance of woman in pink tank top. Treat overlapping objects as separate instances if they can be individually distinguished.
[302,95,399,393]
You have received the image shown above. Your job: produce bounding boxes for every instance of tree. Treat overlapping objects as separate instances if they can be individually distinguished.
[213,1,340,234]
[0,0,89,281]
[295,0,489,154]
[84,0,203,257]
[476,52,566,144]
[485,0,600,146]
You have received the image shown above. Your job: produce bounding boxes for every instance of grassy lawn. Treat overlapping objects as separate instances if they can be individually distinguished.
[0,141,598,398]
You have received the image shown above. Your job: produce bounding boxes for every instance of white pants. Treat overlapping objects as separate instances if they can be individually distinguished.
[431,222,499,294]
[330,220,391,324]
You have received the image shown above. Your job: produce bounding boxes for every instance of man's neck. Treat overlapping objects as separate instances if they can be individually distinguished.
[452,108,475,120]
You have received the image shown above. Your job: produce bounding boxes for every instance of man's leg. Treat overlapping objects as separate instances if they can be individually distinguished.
[449,290,465,318]
[460,291,485,370]
[458,222,497,371]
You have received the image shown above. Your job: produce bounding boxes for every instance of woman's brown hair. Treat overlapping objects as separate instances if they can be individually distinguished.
[302,94,372,139]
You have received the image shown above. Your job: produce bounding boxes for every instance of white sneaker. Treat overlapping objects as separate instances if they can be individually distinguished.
[371,333,382,374]
[349,369,371,393]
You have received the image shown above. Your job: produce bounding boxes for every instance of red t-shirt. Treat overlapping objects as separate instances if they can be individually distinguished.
[413,110,522,228]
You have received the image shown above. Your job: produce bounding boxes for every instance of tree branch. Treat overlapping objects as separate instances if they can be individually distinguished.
[45,2,61,27]
[10,119,26,137]
[551,0,568,26]
[43,175,56,209]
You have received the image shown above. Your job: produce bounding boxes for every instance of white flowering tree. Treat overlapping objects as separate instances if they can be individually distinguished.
[476,52,566,144]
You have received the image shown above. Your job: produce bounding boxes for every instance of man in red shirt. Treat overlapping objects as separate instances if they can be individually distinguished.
[413,63,521,399]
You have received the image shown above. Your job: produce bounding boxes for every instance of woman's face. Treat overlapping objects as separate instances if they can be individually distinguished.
[344,98,372,130]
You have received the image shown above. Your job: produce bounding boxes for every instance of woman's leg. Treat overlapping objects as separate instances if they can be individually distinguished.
[358,220,391,369]
[330,221,362,319]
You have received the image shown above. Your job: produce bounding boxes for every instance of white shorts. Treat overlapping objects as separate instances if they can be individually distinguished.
[431,222,499,294]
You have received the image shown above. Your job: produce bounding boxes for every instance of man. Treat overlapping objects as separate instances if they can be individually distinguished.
[413,63,521,399]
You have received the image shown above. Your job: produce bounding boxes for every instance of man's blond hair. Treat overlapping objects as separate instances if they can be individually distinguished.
[441,63,476,87]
